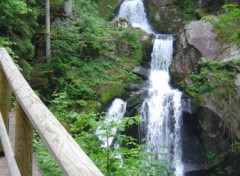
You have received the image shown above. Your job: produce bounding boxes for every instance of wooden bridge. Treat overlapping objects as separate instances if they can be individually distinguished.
[0,48,103,176]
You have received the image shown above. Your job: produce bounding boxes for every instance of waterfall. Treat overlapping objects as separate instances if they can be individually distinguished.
[96,98,127,148]
[141,36,184,176]
[118,1,184,175]
[118,0,153,33]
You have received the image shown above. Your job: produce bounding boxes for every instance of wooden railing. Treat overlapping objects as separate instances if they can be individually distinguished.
[0,48,103,176]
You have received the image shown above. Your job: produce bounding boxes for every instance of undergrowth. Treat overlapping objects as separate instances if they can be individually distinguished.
[203,4,240,44]
[33,134,63,176]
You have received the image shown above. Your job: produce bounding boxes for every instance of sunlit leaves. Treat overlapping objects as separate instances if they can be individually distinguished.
[205,4,240,43]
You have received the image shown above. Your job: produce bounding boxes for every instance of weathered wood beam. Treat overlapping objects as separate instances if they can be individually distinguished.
[0,48,103,175]
[0,64,12,152]
[0,112,21,176]
[15,102,33,176]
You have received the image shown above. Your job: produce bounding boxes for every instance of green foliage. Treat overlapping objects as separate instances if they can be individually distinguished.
[33,134,63,176]
[0,0,30,19]
[98,81,124,105]
[0,37,18,60]
[182,60,240,129]
[69,113,172,176]
[48,56,139,106]
[27,1,147,174]
[0,0,42,60]
[213,166,233,176]
[38,0,142,107]
[51,0,64,8]
[98,0,122,20]
[172,0,197,19]
[200,61,238,110]
[184,60,239,98]
[186,70,213,95]
[231,141,240,153]
[206,152,220,165]
[204,4,240,43]
[47,92,174,176]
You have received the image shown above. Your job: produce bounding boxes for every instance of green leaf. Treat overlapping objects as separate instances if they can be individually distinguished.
[128,118,135,125]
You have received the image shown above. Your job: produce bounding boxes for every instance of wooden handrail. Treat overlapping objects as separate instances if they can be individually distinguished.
[0,112,21,176]
[0,48,103,176]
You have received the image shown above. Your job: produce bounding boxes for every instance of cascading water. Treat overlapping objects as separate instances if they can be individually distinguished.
[118,0,184,175]
[141,35,184,176]
[96,98,127,148]
[118,0,153,33]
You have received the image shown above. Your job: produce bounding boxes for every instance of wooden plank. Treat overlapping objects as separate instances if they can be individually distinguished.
[0,66,12,152]
[0,48,103,175]
[0,112,21,176]
[0,157,10,175]
[15,103,33,176]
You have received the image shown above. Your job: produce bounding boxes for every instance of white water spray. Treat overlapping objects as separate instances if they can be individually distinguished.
[96,98,126,148]
[118,1,184,175]
[118,0,153,33]
[141,36,184,175]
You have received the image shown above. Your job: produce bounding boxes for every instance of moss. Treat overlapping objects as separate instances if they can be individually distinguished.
[147,2,159,14]
[85,100,101,113]
[98,0,122,20]
[97,81,124,105]
[195,8,208,18]
[145,1,181,33]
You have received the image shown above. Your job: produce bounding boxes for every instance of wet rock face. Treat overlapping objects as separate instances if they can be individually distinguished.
[125,90,148,117]
[181,104,232,172]
[145,0,184,33]
[199,108,231,154]
[170,26,202,81]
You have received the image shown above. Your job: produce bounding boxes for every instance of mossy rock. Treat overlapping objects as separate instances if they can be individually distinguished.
[97,81,124,105]
[98,0,122,20]
[145,1,178,33]
[85,100,101,113]
[145,0,186,33]
[195,8,208,19]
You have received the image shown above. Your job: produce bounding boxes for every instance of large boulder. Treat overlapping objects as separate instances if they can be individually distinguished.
[170,20,224,81]
[185,21,220,60]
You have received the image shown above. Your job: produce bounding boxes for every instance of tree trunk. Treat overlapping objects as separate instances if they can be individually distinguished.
[64,0,73,17]
[46,0,51,62]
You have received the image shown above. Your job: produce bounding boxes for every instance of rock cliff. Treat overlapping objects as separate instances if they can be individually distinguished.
[169,19,240,175]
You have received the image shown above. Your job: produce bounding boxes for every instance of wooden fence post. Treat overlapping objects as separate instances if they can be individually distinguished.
[0,66,12,153]
[15,102,33,176]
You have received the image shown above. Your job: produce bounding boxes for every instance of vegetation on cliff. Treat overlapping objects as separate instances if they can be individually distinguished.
[203,4,240,44]
[1,0,161,175]
[1,0,240,175]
